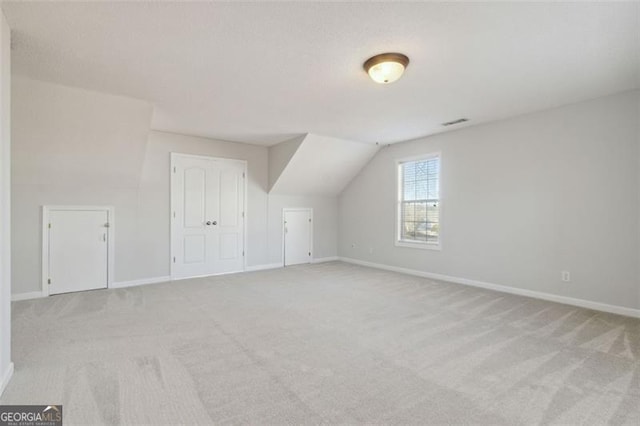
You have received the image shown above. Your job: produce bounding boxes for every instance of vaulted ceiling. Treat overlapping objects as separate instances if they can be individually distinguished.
[269,134,379,196]
[2,1,639,146]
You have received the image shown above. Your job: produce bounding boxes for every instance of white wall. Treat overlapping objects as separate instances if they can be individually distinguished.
[267,194,338,264]
[268,135,304,191]
[339,91,640,310]
[637,92,640,309]
[0,9,12,395]
[141,132,338,273]
[12,76,154,293]
[11,78,338,295]
[139,130,270,275]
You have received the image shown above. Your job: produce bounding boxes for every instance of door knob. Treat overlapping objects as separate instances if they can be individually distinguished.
[205,221,217,226]
[206,221,212,226]
[212,221,217,225]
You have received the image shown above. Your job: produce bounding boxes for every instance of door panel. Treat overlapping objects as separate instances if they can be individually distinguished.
[220,233,238,260]
[220,170,239,226]
[49,209,109,295]
[184,235,206,263]
[172,155,245,279]
[284,210,312,266]
[173,157,212,277]
[213,162,245,273]
[183,167,206,228]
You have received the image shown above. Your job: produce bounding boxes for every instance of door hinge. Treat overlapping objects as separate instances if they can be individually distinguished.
[173,211,176,219]
[173,166,176,173]
[308,252,311,256]
[173,256,176,263]
[48,223,51,229]
[242,251,245,256]
[242,212,244,218]
[47,278,51,285]
[309,218,311,223]
[242,172,245,178]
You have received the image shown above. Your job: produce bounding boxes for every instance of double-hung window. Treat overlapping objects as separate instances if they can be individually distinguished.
[396,154,441,249]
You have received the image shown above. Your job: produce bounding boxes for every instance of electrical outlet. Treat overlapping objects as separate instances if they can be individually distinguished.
[561,271,571,282]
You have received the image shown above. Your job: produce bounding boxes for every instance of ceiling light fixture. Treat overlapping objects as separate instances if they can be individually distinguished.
[363,52,410,84]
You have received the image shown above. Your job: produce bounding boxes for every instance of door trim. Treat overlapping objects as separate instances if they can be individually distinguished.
[282,208,313,266]
[41,205,115,297]
[170,152,248,280]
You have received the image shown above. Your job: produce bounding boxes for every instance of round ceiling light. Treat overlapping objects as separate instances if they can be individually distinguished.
[363,52,410,84]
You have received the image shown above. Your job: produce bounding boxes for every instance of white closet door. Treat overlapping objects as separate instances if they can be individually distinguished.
[172,154,245,279]
[48,209,109,295]
[284,209,312,266]
[214,159,246,274]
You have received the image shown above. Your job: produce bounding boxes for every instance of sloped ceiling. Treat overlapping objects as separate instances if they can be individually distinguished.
[11,76,153,189]
[268,134,305,191]
[3,2,638,146]
[269,134,379,196]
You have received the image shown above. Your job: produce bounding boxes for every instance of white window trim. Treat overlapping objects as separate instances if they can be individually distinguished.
[395,152,442,251]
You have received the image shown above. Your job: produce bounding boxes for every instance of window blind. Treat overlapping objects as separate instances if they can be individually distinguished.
[399,156,440,244]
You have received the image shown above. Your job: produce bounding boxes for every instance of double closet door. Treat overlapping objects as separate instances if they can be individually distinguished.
[171,154,246,279]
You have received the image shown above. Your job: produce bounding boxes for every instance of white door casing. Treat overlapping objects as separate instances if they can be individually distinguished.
[42,206,114,296]
[283,208,313,266]
[171,153,246,279]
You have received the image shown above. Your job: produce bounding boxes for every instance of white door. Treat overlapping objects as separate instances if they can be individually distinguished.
[171,154,245,279]
[284,209,312,266]
[48,209,109,295]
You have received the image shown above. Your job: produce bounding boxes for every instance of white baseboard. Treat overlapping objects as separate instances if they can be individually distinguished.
[246,257,338,271]
[246,263,283,272]
[111,276,171,289]
[338,257,640,319]
[13,276,172,298]
[11,261,338,298]
[0,362,14,397]
[312,256,339,264]
[12,291,44,301]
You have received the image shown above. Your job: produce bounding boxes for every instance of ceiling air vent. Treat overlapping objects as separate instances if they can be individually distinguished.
[442,118,469,127]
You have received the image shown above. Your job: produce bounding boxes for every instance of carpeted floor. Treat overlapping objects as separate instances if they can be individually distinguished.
[2,261,639,425]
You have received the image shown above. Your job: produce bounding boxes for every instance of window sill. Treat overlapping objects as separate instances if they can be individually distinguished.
[395,240,441,251]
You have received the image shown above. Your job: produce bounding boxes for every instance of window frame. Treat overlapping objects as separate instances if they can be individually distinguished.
[395,152,442,251]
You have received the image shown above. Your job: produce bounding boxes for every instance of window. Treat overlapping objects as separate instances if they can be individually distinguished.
[397,154,440,249]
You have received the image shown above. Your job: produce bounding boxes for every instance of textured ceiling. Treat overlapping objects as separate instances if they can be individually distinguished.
[2,1,639,146]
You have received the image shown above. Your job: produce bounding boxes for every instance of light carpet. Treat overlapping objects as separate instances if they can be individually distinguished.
[2,261,639,425]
